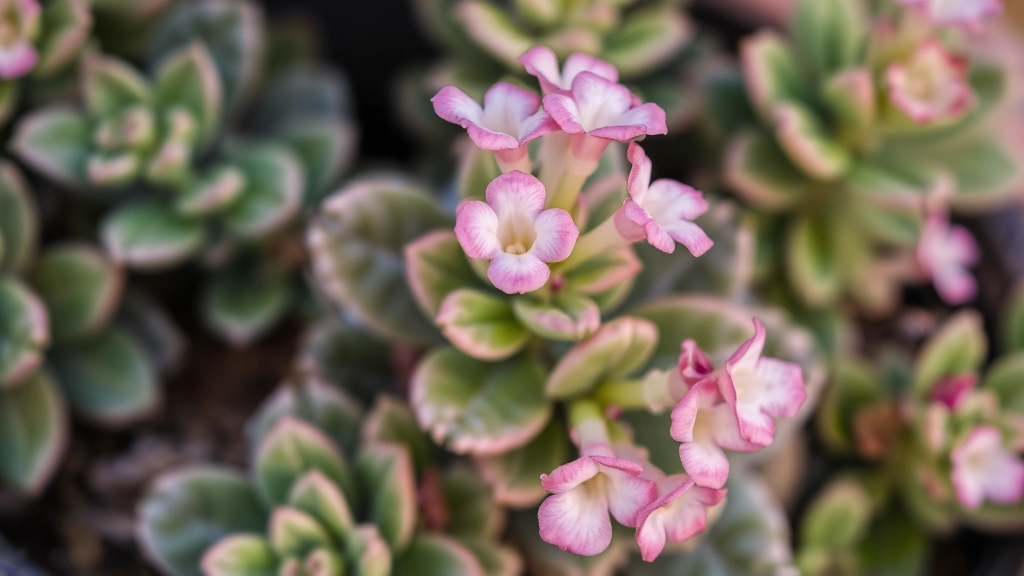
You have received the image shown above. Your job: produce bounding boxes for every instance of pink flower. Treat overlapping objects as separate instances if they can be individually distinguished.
[718,318,807,447]
[0,0,40,79]
[951,426,1024,509]
[899,0,1002,29]
[670,379,762,489]
[538,441,657,556]
[454,171,578,294]
[917,210,978,305]
[886,40,974,125]
[615,142,713,256]
[432,82,559,172]
[543,73,667,143]
[678,339,714,387]
[635,474,726,562]
[929,373,978,411]
[519,45,619,95]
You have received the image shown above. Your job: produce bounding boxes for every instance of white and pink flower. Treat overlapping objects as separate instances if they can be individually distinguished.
[543,72,667,144]
[615,142,713,256]
[432,82,558,173]
[635,473,726,562]
[886,40,974,125]
[670,379,762,489]
[678,339,714,387]
[0,0,40,79]
[951,425,1024,509]
[454,170,578,294]
[519,45,619,95]
[929,373,978,411]
[899,0,1002,29]
[718,318,807,447]
[917,210,979,305]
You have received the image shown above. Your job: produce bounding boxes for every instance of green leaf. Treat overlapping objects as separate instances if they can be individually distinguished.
[81,52,151,118]
[356,443,418,552]
[912,310,986,398]
[738,31,808,120]
[49,325,159,425]
[222,144,304,239]
[308,175,450,345]
[792,0,867,78]
[603,6,690,78]
[457,145,500,201]
[101,201,206,270]
[0,161,38,275]
[946,137,1023,213]
[816,358,884,453]
[137,466,268,576]
[856,511,929,576]
[345,525,392,576]
[822,68,876,147]
[0,278,49,387]
[439,466,505,539]
[254,416,355,506]
[203,264,292,347]
[304,549,346,576]
[1003,282,1024,353]
[298,321,393,404]
[453,0,533,68]
[436,289,529,361]
[558,246,642,299]
[724,131,810,210]
[153,42,223,149]
[393,535,484,576]
[787,212,842,308]
[774,102,852,180]
[545,317,658,399]
[31,244,123,343]
[249,67,352,132]
[800,478,873,550]
[512,294,600,341]
[411,347,551,455]
[35,0,92,76]
[475,417,568,507]
[980,353,1024,412]
[405,230,484,322]
[287,470,354,543]
[457,538,522,576]
[362,394,436,475]
[269,506,332,557]
[0,370,67,494]
[115,291,186,375]
[248,377,364,466]
[174,166,246,217]
[278,119,357,203]
[200,534,277,576]
[11,106,92,188]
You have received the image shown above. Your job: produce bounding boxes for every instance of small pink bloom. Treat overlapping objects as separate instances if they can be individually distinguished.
[951,426,1024,509]
[670,380,761,489]
[454,171,578,294]
[432,82,559,172]
[899,0,1002,29]
[543,73,667,142]
[718,318,807,447]
[538,442,658,556]
[929,373,978,411]
[886,40,974,125]
[519,45,619,95]
[614,142,712,256]
[917,210,978,305]
[635,474,726,562]
[0,0,40,79]
[678,339,714,387]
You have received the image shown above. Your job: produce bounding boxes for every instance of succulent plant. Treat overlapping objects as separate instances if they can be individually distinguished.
[711,0,1020,315]
[806,308,1024,575]
[0,160,179,495]
[10,0,357,345]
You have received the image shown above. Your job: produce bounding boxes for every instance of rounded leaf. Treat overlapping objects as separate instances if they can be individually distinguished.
[0,161,38,275]
[362,394,436,475]
[512,294,600,342]
[30,243,123,342]
[475,418,568,508]
[411,347,551,455]
[308,175,450,345]
[393,534,485,576]
[912,310,986,398]
[287,470,354,542]
[724,131,809,211]
[355,442,418,552]
[786,212,842,308]
[0,370,67,494]
[82,52,151,118]
[203,264,292,347]
[405,230,484,319]
[0,278,49,388]
[545,317,658,399]
[34,0,92,76]
[200,534,277,576]
[153,41,223,148]
[254,416,355,506]
[800,478,873,551]
[436,289,529,361]
[222,144,304,239]
[603,6,690,78]
[101,200,206,270]
[11,106,92,187]
[269,506,332,557]
[440,466,506,539]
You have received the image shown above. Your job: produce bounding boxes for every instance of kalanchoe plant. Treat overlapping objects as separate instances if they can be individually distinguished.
[11,0,357,345]
[806,309,1024,575]
[137,361,520,576]
[308,46,825,567]
[0,160,178,495]
[713,0,1020,315]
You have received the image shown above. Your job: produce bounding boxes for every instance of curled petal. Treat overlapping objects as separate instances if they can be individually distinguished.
[626,142,653,204]
[521,46,619,94]
[529,209,579,262]
[540,456,602,494]
[678,440,730,490]
[454,200,501,259]
[678,339,714,387]
[543,72,666,140]
[538,486,613,556]
[591,457,657,527]
[635,475,725,562]
[433,83,554,150]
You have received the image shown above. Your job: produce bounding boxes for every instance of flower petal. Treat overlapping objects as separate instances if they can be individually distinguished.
[678,339,714,387]
[488,252,549,294]
[540,456,602,493]
[754,357,806,419]
[562,53,619,87]
[626,142,652,204]
[596,463,657,527]
[529,208,579,263]
[454,200,501,259]
[485,170,547,219]
[678,439,730,489]
[542,91,585,134]
[519,45,563,94]
[432,85,484,128]
[0,41,38,79]
[538,486,613,556]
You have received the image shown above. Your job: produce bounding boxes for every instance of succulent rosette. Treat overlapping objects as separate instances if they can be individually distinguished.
[10,0,357,346]
[806,308,1024,574]
[714,0,1019,316]
[307,47,826,568]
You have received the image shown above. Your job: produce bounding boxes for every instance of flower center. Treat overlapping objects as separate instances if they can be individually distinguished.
[497,211,537,255]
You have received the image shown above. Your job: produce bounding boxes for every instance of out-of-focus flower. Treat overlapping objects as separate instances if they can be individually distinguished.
[930,373,978,410]
[951,425,1024,509]
[519,45,618,95]
[917,209,979,305]
[432,82,558,173]
[670,379,761,489]
[899,0,1002,29]
[886,40,974,125]
[0,0,40,79]
[679,339,714,388]
[635,473,726,562]
[615,142,712,256]
[454,170,578,294]
[718,318,807,447]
